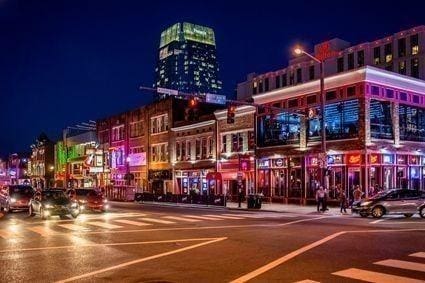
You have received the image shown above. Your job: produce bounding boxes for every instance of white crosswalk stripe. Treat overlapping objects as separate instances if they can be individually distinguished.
[58,224,90,232]
[203,214,244,220]
[163,216,200,222]
[375,259,425,272]
[182,215,223,221]
[26,226,58,237]
[410,252,425,258]
[333,268,424,283]
[114,219,152,226]
[85,221,122,229]
[293,280,320,283]
[139,217,176,224]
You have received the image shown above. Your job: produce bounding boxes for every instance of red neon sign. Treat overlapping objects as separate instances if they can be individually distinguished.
[315,41,339,61]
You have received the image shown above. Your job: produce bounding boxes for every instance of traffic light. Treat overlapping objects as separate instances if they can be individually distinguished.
[227,104,236,124]
[188,97,198,108]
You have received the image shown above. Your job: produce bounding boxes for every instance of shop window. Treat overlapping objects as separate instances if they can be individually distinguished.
[258,113,300,147]
[307,95,317,105]
[326,90,337,101]
[370,99,393,139]
[399,104,425,142]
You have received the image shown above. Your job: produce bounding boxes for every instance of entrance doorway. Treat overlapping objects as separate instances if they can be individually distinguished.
[348,168,361,200]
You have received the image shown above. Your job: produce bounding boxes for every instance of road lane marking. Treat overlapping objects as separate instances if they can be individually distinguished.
[85,221,122,229]
[182,215,223,221]
[113,219,152,226]
[370,219,386,224]
[229,231,346,283]
[375,259,425,272]
[293,280,320,283]
[163,216,200,222]
[410,252,425,258]
[375,221,425,225]
[0,229,19,239]
[0,237,226,253]
[139,217,176,224]
[204,214,244,220]
[332,268,423,283]
[55,237,227,283]
[58,224,90,232]
[26,226,58,237]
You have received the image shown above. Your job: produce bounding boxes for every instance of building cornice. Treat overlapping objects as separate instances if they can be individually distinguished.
[214,105,256,120]
[171,120,215,131]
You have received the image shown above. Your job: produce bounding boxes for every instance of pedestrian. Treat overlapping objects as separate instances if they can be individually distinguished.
[339,190,347,213]
[353,185,363,202]
[323,187,329,211]
[315,186,325,212]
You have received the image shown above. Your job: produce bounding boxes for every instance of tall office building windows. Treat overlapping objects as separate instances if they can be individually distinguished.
[411,34,419,55]
[373,46,381,64]
[155,22,222,95]
[411,58,419,78]
[347,53,354,70]
[357,50,365,67]
[309,65,315,80]
[384,43,393,63]
[398,38,406,57]
[337,57,344,73]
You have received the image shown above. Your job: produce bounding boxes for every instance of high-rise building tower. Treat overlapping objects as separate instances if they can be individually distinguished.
[155,22,222,95]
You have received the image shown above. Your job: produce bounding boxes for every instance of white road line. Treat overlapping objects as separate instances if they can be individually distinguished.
[229,231,346,283]
[0,229,19,239]
[377,221,425,225]
[410,252,425,258]
[55,237,227,283]
[139,217,176,224]
[26,226,58,237]
[163,216,200,222]
[86,222,122,229]
[293,280,320,283]
[332,268,424,283]
[58,224,90,232]
[183,215,223,221]
[375,259,425,272]
[204,214,244,220]
[0,237,225,253]
[370,219,386,224]
[113,219,152,226]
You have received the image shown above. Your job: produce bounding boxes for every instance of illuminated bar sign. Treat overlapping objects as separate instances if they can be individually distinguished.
[369,154,380,164]
[347,154,362,165]
[315,41,339,61]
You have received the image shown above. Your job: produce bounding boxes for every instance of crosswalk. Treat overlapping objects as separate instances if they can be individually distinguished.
[0,212,289,240]
[295,251,425,282]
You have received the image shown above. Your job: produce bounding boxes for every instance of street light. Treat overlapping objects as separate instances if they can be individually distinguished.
[293,47,327,187]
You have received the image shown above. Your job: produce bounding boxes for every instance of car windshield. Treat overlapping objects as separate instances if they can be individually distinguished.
[87,190,101,197]
[75,189,93,196]
[369,190,393,200]
[42,191,68,201]
[10,186,34,196]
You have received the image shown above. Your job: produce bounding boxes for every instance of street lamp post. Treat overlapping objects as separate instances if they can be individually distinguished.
[294,48,327,187]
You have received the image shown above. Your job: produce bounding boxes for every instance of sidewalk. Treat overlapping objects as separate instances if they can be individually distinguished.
[135,200,343,215]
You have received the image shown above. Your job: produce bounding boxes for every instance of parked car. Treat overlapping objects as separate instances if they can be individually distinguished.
[67,188,108,212]
[0,185,34,212]
[352,189,425,218]
[29,189,80,219]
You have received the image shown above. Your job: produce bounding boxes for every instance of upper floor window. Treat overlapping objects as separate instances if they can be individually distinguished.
[399,61,406,75]
[309,65,315,80]
[398,38,406,57]
[384,43,393,63]
[151,114,168,134]
[112,125,125,142]
[357,50,365,67]
[258,113,300,147]
[399,104,425,142]
[410,34,419,55]
[337,57,344,73]
[264,78,269,92]
[130,121,144,138]
[370,99,393,140]
[275,76,280,89]
[151,143,168,162]
[347,53,354,70]
[296,68,302,83]
[411,58,419,78]
[281,74,287,87]
[373,46,381,64]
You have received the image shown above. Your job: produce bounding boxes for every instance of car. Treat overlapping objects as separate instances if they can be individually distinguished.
[352,189,425,218]
[0,185,34,212]
[29,189,80,219]
[67,188,108,212]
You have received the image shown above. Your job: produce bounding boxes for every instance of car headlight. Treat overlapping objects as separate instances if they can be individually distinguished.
[361,201,372,207]
[80,200,87,203]
[71,203,78,208]
[44,204,53,209]
[10,198,16,203]
[103,199,108,203]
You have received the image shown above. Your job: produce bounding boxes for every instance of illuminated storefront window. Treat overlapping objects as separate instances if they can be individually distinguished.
[399,104,425,142]
[258,113,300,147]
[370,99,393,139]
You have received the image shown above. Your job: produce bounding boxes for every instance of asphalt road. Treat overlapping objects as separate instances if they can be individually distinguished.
[0,202,424,283]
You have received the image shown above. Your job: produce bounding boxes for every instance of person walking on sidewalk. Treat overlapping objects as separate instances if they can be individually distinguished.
[316,186,325,212]
[339,190,347,213]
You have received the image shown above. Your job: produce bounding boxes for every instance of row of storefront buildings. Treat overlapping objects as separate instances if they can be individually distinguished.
[12,25,425,204]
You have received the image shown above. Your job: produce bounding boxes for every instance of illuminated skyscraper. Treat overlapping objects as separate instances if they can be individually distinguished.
[155,22,222,95]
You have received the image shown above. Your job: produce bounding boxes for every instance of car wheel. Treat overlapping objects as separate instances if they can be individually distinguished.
[372,206,385,218]
[28,205,35,217]
[404,213,413,218]
[420,207,425,219]
[40,208,46,220]
[359,212,368,218]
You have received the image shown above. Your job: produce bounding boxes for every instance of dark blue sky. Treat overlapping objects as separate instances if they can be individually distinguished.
[1,0,424,156]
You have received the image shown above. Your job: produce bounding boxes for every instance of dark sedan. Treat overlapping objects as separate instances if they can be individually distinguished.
[29,189,80,219]
[0,185,34,212]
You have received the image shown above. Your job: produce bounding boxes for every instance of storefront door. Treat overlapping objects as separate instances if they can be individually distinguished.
[348,168,361,198]
[272,169,286,197]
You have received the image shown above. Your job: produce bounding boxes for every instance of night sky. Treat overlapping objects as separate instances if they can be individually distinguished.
[1,0,424,156]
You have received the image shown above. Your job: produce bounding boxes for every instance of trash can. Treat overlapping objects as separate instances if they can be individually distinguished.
[254,194,262,209]
[247,194,256,209]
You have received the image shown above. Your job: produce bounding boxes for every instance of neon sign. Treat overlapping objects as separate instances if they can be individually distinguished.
[348,154,361,165]
[315,41,339,61]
